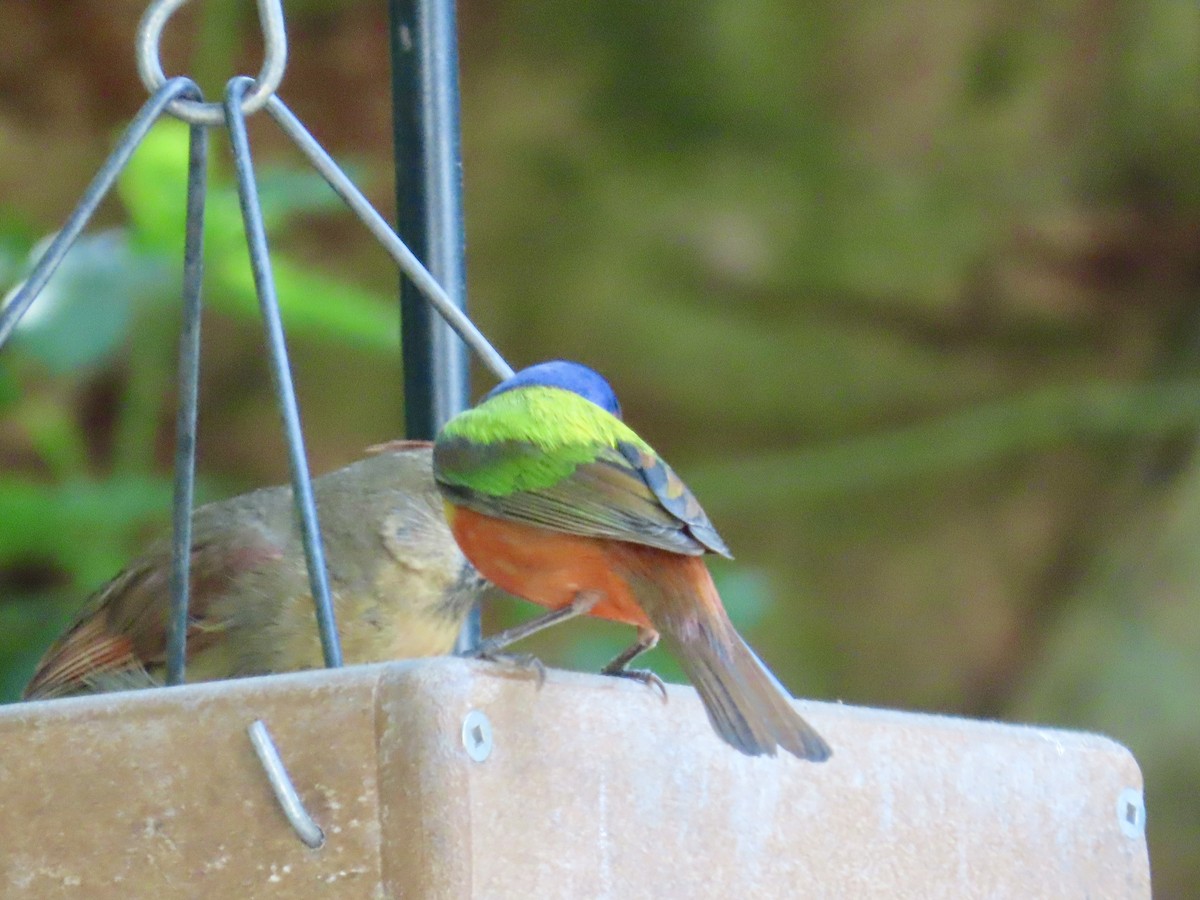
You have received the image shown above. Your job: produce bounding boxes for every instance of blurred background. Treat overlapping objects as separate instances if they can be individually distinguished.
[0,0,1196,893]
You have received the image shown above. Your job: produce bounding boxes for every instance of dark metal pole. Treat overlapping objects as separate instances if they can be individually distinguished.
[388,0,479,650]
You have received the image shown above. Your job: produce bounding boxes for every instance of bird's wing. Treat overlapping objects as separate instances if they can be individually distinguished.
[23,537,281,700]
[435,437,731,558]
[612,441,731,557]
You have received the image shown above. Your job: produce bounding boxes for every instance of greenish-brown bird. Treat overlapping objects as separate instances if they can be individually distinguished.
[24,440,485,699]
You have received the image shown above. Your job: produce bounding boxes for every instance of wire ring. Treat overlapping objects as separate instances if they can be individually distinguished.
[136,0,288,126]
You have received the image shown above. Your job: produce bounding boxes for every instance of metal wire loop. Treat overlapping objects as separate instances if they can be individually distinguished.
[136,0,287,126]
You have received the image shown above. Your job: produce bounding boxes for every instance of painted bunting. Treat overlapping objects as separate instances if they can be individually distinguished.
[433,361,830,760]
[24,441,486,699]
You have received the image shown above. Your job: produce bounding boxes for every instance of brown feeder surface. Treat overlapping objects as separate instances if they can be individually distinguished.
[0,657,1150,898]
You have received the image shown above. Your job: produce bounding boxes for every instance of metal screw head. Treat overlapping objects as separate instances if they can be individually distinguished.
[1117,788,1146,839]
[461,709,493,762]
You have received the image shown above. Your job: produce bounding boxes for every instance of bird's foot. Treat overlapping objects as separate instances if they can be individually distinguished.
[460,643,547,687]
[603,666,668,703]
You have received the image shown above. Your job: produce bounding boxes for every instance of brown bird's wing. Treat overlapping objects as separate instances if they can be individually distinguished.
[23,537,282,700]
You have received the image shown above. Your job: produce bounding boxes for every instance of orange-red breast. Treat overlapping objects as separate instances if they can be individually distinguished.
[24,441,486,699]
[433,360,830,760]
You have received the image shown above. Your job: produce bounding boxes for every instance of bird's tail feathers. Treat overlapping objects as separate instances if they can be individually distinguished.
[618,548,830,760]
[665,620,831,761]
[642,560,830,761]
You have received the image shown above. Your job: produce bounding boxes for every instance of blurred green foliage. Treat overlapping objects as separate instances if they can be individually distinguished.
[0,0,1197,894]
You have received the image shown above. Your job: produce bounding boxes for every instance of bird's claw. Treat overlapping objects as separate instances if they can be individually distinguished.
[460,644,547,687]
[604,667,668,703]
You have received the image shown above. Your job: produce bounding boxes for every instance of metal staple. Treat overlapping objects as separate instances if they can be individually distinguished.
[248,720,326,849]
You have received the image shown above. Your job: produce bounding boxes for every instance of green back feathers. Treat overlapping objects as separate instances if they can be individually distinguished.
[436,386,651,496]
[434,383,731,558]
[444,386,645,449]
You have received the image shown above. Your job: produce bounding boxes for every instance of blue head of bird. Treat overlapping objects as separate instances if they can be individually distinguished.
[485,360,622,418]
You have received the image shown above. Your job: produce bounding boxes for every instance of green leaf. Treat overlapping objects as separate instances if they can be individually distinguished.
[118,120,193,251]
[116,120,400,354]
[0,475,173,584]
[257,162,363,226]
[212,252,398,352]
[118,120,247,259]
[4,231,171,374]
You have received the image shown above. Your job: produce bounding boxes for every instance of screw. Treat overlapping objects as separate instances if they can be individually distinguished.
[461,709,493,762]
[1117,788,1145,839]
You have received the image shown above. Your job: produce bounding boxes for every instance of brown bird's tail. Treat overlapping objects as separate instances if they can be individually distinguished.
[664,622,831,760]
[630,552,831,761]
